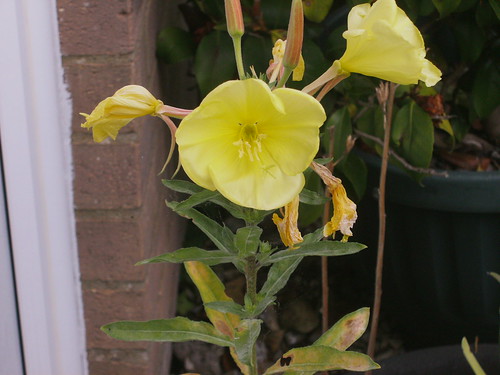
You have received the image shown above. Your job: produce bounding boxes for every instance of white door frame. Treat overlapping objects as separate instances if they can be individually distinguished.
[0,1,87,374]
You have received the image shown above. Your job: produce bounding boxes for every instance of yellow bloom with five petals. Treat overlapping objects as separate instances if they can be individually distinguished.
[337,0,441,87]
[81,85,164,142]
[175,79,326,210]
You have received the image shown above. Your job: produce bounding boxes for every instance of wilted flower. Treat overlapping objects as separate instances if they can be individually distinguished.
[175,79,326,210]
[80,85,164,142]
[311,162,357,242]
[272,195,303,248]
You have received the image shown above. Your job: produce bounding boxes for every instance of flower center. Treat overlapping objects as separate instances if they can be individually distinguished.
[233,122,266,162]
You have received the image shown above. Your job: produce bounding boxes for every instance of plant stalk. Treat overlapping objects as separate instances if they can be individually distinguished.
[244,256,259,375]
[233,36,246,80]
[366,82,396,370]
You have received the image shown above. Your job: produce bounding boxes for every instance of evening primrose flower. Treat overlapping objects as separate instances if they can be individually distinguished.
[175,79,326,210]
[303,0,441,96]
[311,162,357,242]
[272,195,303,248]
[267,39,305,84]
[81,85,164,142]
[338,0,441,86]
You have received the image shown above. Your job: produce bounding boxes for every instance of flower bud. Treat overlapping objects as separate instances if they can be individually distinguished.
[283,0,304,71]
[225,0,244,38]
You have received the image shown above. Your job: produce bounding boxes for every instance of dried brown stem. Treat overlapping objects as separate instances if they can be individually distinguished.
[366,82,396,370]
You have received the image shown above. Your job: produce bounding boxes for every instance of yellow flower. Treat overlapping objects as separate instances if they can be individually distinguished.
[175,79,326,210]
[81,85,163,142]
[337,0,441,87]
[272,195,303,248]
[267,39,305,83]
[311,162,357,242]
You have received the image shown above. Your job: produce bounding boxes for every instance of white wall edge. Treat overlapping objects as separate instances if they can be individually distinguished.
[0,0,87,374]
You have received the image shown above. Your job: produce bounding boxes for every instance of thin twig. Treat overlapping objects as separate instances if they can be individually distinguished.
[366,82,396,369]
[354,129,449,177]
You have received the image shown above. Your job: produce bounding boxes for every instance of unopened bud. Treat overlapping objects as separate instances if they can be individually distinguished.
[283,0,304,71]
[225,0,244,38]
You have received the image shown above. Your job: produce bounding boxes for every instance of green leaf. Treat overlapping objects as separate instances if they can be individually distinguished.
[194,31,237,97]
[299,188,329,205]
[162,179,204,195]
[355,106,384,154]
[235,226,263,257]
[264,346,380,374]
[336,152,367,202]
[314,307,370,350]
[259,257,303,302]
[261,0,292,29]
[262,241,366,265]
[204,301,246,316]
[208,194,272,225]
[156,27,195,64]
[322,107,352,163]
[432,0,461,18]
[303,0,334,23]
[175,189,221,211]
[101,317,233,347]
[136,247,236,266]
[167,202,235,253]
[391,100,434,169]
[234,319,262,366]
[242,34,274,75]
[185,262,241,337]
[489,0,500,19]
[472,59,500,119]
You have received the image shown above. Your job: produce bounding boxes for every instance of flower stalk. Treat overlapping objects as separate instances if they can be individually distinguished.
[225,0,246,79]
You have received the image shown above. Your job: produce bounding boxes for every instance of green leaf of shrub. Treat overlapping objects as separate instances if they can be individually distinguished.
[156,27,195,64]
[432,0,461,18]
[137,247,236,266]
[264,346,379,374]
[234,319,262,366]
[262,241,366,264]
[303,0,334,23]
[235,226,263,257]
[101,317,233,347]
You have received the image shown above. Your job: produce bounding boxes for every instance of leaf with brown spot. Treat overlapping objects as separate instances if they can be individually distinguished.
[264,346,379,374]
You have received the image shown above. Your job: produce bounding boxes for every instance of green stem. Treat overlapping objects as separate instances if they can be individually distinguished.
[232,36,245,80]
[245,256,259,375]
[276,66,293,88]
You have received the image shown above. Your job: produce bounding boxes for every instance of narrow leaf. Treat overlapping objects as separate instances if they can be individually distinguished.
[185,262,240,337]
[259,257,303,304]
[233,319,262,366]
[234,226,263,257]
[137,247,236,266]
[299,188,330,205]
[263,241,366,265]
[101,317,233,347]
[264,346,379,374]
[167,202,235,253]
[174,190,220,211]
[314,307,370,350]
[162,179,204,195]
[204,301,246,316]
[461,337,487,375]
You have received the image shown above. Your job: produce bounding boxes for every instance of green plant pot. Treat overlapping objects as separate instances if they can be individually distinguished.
[356,151,500,348]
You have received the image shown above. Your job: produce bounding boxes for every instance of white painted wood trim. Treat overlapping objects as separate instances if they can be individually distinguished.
[0,0,88,374]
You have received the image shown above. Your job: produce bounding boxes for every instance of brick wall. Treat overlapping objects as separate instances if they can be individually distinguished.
[57,1,186,374]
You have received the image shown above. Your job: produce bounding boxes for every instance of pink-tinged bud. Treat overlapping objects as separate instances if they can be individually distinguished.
[283,0,304,70]
[225,0,244,38]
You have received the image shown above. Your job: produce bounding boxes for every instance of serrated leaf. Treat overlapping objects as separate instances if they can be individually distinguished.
[101,317,233,347]
[137,247,236,266]
[264,346,380,374]
[391,100,434,169]
[235,226,263,257]
[262,241,366,265]
[233,319,262,366]
[167,202,235,253]
[303,0,334,23]
[185,262,241,337]
[314,307,370,350]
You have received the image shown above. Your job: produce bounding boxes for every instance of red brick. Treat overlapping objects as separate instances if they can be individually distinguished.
[73,143,142,209]
[77,217,146,281]
[62,60,134,135]
[57,0,137,56]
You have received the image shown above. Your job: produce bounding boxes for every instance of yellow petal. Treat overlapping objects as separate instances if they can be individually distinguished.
[272,195,303,248]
